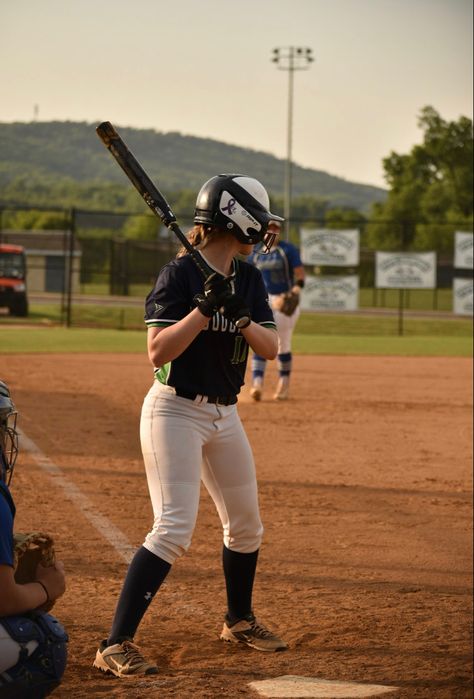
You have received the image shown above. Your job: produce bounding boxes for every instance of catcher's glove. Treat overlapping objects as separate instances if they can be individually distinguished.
[13,532,56,611]
[273,290,300,316]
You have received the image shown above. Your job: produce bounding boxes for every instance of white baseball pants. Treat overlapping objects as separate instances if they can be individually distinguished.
[139,382,263,564]
[269,294,301,354]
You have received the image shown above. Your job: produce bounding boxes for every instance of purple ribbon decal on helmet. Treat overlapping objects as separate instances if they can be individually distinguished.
[221,198,236,214]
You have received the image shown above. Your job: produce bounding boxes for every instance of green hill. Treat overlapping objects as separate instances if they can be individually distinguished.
[0,121,386,212]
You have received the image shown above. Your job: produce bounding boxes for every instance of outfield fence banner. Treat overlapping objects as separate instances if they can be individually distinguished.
[453,278,474,316]
[300,228,359,266]
[300,275,359,312]
[375,252,437,289]
[454,232,473,270]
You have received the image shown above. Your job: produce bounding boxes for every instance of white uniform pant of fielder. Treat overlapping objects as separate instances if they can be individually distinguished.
[269,294,301,354]
[140,382,263,565]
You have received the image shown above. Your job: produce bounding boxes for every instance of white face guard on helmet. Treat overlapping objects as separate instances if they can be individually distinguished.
[194,174,284,253]
[0,381,19,486]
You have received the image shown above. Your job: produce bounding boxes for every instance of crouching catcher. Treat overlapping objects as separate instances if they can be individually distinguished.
[0,380,68,698]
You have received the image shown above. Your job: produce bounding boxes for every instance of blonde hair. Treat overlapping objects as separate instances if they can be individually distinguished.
[176,224,221,257]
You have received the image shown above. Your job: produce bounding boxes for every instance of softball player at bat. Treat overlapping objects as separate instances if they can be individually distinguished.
[247,221,305,400]
[93,174,288,678]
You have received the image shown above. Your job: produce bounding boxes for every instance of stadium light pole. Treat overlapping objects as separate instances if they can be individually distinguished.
[272,46,314,239]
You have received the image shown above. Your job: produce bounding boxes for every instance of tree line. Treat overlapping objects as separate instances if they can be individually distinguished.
[0,107,472,252]
[0,120,385,211]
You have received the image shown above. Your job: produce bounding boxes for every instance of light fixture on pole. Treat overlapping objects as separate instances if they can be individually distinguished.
[272,46,314,239]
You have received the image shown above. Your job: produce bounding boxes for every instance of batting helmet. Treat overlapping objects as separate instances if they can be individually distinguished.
[0,380,19,486]
[194,174,284,252]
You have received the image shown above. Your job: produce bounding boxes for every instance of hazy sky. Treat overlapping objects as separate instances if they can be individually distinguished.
[1,0,472,188]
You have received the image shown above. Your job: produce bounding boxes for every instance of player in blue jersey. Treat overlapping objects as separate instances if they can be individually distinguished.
[247,221,305,401]
[0,380,68,698]
[93,174,288,678]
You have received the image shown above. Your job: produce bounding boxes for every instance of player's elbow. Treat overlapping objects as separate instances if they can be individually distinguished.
[268,330,279,359]
[266,346,278,361]
[147,329,168,367]
[256,330,278,360]
[148,347,163,367]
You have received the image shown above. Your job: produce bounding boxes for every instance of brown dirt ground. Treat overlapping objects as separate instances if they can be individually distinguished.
[0,353,472,699]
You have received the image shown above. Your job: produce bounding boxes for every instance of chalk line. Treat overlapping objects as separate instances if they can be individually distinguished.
[19,430,135,564]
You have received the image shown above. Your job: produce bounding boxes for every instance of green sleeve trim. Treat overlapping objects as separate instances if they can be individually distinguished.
[145,320,175,328]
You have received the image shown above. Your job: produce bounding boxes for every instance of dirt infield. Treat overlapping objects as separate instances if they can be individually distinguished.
[1,353,472,698]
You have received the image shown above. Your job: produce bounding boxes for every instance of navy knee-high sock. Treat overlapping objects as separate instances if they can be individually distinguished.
[222,545,259,624]
[108,546,171,645]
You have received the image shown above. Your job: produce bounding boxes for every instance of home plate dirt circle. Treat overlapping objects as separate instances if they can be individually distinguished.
[249,676,399,698]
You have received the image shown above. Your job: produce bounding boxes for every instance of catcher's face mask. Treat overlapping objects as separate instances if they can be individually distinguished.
[0,382,19,486]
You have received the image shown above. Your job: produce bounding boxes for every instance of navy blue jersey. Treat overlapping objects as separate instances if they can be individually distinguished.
[144,253,276,396]
[248,241,303,295]
[0,481,15,567]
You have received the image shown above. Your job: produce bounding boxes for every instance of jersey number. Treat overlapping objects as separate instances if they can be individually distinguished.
[231,335,248,365]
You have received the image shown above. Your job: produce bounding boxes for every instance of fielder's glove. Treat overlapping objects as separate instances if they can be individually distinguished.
[194,272,233,317]
[273,290,300,317]
[14,532,56,612]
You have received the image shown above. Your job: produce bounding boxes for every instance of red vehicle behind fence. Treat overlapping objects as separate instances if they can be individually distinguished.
[0,243,29,317]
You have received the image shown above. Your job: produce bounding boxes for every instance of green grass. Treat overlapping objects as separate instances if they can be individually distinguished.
[0,327,147,353]
[293,312,472,355]
[0,321,472,356]
[1,294,472,356]
[2,304,472,335]
[359,287,453,311]
[76,285,453,311]
[0,304,144,330]
[295,313,473,337]
[79,283,151,297]
[67,305,144,330]
[292,334,472,356]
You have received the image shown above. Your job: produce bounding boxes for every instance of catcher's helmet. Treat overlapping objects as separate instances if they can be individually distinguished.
[0,380,19,486]
[194,174,284,253]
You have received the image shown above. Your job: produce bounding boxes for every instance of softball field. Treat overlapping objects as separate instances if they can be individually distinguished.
[1,352,472,698]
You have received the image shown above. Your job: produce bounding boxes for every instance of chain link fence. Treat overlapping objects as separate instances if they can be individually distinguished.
[0,206,472,327]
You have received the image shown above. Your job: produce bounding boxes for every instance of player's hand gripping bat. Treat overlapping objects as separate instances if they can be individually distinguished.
[95,121,250,328]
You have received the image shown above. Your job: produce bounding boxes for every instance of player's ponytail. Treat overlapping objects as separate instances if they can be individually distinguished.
[176,225,221,258]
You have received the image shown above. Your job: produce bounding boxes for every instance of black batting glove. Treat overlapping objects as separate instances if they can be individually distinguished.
[195,272,234,318]
[204,272,234,307]
[193,293,217,318]
[219,294,251,329]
